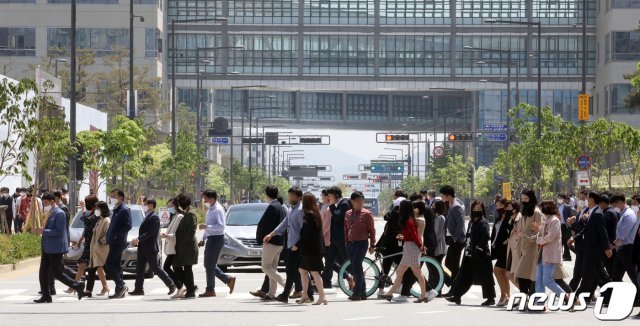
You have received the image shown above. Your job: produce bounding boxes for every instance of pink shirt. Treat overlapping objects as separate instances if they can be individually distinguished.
[321,205,331,246]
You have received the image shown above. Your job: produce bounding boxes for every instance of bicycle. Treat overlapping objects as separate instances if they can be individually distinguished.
[337,247,445,298]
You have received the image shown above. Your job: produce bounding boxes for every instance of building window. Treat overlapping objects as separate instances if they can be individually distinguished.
[145,28,162,58]
[228,34,298,74]
[0,28,36,56]
[612,31,640,61]
[48,0,118,3]
[392,95,433,121]
[610,83,637,113]
[304,0,375,25]
[300,93,342,120]
[230,0,298,24]
[47,28,129,56]
[380,35,451,75]
[134,0,157,4]
[303,35,375,75]
[168,0,223,22]
[0,0,35,3]
[380,0,451,25]
[612,0,640,8]
[347,94,387,121]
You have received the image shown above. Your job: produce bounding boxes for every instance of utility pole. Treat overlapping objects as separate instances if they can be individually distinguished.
[69,0,77,214]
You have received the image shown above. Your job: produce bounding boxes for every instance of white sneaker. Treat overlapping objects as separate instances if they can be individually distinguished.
[427,290,438,302]
[392,295,408,303]
[171,288,186,299]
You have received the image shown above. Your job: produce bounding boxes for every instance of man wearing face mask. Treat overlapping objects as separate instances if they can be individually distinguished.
[34,193,86,303]
[198,190,236,297]
[576,191,588,212]
[631,195,640,217]
[129,199,176,296]
[104,189,132,299]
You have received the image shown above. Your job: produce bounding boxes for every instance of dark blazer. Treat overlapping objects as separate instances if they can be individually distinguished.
[107,204,132,245]
[423,206,438,257]
[296,213,325,256]
[571,207,589,254]
[256,200,287,246]
[602,207,619,245]
[41,207,69,254]
[173,211,198,267]
[376,209,401,253]
[560,205,573,223]
[581,208,610,254]
[329,198,351,246]
[490,215,511,259]
[138,211,160,254]
[467,218,494,285]
[0,195,13,221]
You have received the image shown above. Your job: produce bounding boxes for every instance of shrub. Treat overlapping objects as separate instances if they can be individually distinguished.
[0,233,41,265]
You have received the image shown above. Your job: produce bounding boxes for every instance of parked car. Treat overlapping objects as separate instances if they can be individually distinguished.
[218,203,281,271]
[63,204,161,278]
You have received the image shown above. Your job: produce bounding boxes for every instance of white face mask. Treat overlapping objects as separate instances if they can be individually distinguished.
[43,205,52,213]
[142,206,149,213]
[20,192,26,196]
[557,199,564,205]
[204,202,212,209]
[110,196,119,204]
[95,209,102,217]
[632,206,639,213]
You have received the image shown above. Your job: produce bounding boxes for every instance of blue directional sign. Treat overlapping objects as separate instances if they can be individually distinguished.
[211,137,230,145]
[371,162,404,174]
[483,124,508,131]
[486,133,508,142]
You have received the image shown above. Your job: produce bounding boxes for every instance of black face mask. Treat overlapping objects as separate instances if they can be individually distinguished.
[471,211,483,219]
[505,210,513,219]
[522,201,534,211]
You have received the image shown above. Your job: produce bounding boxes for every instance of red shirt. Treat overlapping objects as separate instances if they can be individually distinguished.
[344,208,376,247]
[402,218,423,248]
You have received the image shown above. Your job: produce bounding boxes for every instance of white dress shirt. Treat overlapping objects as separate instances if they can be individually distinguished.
[202,201,226,241]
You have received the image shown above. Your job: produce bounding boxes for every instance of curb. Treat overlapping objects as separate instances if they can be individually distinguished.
[0,264,12,274]
[0,256,41,274]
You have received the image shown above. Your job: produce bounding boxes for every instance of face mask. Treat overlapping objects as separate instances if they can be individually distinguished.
[168,207,176,214]
[496,208,505,216]
[43,205,52,213]
[578,200,586,207]
[471,211,483,219]
[20,192,26,196]
[110,197,118,204]
[142,206,149,213]
[557,199,565,205]
[204,202,211,209]
[632,206,639,213]
[613,207,621,214]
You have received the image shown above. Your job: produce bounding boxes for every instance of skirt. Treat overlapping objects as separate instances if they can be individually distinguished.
[300,252,324,272]
[400,241,421,268]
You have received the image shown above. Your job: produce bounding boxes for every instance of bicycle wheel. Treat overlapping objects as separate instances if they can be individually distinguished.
[338,257,380,298]
[409,256,445,298]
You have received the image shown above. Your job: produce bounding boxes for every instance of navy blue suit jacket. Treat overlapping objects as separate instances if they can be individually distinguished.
[42,207,69,254]
[107,204,132,245]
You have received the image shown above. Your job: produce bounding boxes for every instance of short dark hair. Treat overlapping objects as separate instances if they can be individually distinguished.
[321,189,328,196]
[588,191,601,204]
[59,188,68,194]
[539,200,559,216]
[439,185,455,197]
[558,193,568,200]
[428,190,437,198]
[610,193,626,204]
[420,189,429,195]
[84,195,98,211]
[394,190,408,198]
[408,192,422,201]
[96,201,110,217]
[145,198,157,208]
[41,193,55,201]
[111,189,125,199]
[175,194,192,211]
[288,187,303,197]
[265,185,279,199]
[202,189,218,200]
[350,191,364,201]
[53,191,62,199]
[0,187,8,193]
[327,186,342,198]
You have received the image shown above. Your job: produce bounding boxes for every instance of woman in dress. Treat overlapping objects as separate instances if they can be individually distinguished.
[295,192,327,305]
[65,195,99,295]
[162,198,184,298]
[88,201,111,296]
[381,200,428,303]
[505,199,522,286]
[513,189,544,295]
[491,198,512,306]
[171,194,199,299]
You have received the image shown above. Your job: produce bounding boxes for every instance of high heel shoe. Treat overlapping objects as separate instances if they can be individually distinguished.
[312,298,328,305]
[296,297,312,304]
[97,288,110,296]
[63,287,76,294]
[414,297,428,303]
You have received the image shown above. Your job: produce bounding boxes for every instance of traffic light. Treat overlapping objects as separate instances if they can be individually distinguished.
[385,134,410,142]
[447,133,473,142]
[300,137,322,144]
[468,166,474,183]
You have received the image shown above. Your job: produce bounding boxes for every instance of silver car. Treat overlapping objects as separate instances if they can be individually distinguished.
[64,205,161,277]
[218,203,274,271]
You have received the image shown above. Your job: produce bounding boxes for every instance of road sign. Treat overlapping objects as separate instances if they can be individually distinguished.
[576,154,592,170]
[211,137,230,145]
[343,174,360,180]
[242,137,264,144]
[483,124,508,131]
[576,170,591,187]
[371,162,404,174]
[433,146,445,159]
[578,94,589,122]
[486,133,508,142]
[159,208,170,227]
[502,182,512,201]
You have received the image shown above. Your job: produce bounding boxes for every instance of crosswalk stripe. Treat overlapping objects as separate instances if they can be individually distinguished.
[0,289,27,295]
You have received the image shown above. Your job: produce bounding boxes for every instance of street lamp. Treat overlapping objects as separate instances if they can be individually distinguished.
[247,115,282,198]
[54,58,67,78]
[129,5,144,119]
[171,17,228,155]
[261,124,286,182]
[484,18,542,139]
[246,94,276,168]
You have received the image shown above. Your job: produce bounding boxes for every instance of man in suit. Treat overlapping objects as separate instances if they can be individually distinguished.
[255,186,288,301]
[599,194,619,275]
[34,193,85,303]
[129,198,176,296]
[572,192,613,301]
[558,194,574,261]
[568,202,588,290]
[105,189,132,299]
[321,186,352,290]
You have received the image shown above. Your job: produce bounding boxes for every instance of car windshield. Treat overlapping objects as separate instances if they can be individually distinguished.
[226,206,267,226]
[70,209,144,228]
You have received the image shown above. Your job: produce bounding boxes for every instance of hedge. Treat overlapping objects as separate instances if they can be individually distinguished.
[0,233,41,265]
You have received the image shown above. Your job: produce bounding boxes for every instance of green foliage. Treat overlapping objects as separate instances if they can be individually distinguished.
[0,233,41,265]
[425,154,474,198]
[159,131,202,193]
[625,62,640,111]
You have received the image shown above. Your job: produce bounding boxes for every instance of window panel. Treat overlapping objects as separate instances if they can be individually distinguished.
[0,27,36,56]
[303,35,374,75]
[47,28,129,56]
[304,0,375,25]
[612,31,640,61]
[380,0,451,25]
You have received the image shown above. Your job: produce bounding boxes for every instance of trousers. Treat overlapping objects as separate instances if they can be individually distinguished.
[204,235,231,291]
[104,242,127,292]
[39,252,78,297]
[346,241,368,298]
[134,250,174,291]
[262,243,285,296]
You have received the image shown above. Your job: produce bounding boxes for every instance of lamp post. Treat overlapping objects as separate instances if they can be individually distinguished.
[248,114,281,198]
[247,95,276,169]
[484,19,542,139]
[171,17,228,155]
[54,58,67,78]
[261,125,285,182]
[129,6,144,119]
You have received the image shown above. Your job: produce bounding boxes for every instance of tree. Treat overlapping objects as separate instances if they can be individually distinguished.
[77,129,107,194]
[0,78,38,183]
[159,130,202,193]
[101,115,150,192]
[624,62,640,111]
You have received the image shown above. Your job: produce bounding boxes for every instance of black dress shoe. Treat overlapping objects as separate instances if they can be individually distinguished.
[359,296,368,301]
[83,291,93,298]
[33,296,52,303]
[261,294,275,302]
[168,284,177,295]
[481,299,496,306]
[275,294,289,303]
[347,295,362,301]
[128,289,145,296]
[75,282,86,300]
[109,286,128,299]
[183,292,196,299]
[445,296,461,305]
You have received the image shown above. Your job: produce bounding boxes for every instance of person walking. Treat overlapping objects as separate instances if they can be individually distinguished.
[87,201,111,297]
[162,198,185,299]
[432,199,448,268]
[610,193,640,292]
[0,187,14,234]
[599,194,619,275]
[264,187,307,303]
[375,196,403,298]
[198,190,236,297]
[381,199,428,303]
[105,189,132,299]
[439,185,465,292]
[531,200,566,307]
[34,193,85,303]
[321,187,352,288]
[491,198,512,306]
[513,189,543,296]
[557,194,573,261]
[65,195,99,296]
[505,200,522,285]
[295,192,327,305]
[129,198,177,296]
[445,200,496,306]
[173,194,199,299]
[256,186,287,301]
[344,191,376,301]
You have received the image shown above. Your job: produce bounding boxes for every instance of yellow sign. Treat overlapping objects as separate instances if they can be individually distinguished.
[578,94,589,122]
[502,182,512,201]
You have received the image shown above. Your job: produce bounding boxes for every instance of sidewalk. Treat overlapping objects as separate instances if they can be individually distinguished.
[0,257,41,280]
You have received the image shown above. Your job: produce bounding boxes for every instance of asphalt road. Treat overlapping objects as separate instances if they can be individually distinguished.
[1,231,639,326]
